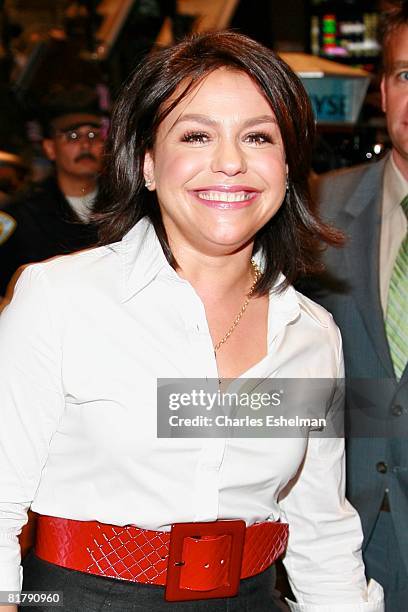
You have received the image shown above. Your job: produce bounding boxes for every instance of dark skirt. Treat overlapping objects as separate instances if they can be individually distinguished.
[22,552,287,612]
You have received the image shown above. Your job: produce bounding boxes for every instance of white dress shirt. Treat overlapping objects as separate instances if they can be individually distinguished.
[0,218,383,610]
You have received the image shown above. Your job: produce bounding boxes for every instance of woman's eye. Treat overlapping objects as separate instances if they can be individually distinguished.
[244,132,272,145]
[397,70,408,82]
[181,132,209,144]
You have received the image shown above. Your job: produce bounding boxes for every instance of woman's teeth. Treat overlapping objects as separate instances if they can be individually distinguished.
[197,191,253,202]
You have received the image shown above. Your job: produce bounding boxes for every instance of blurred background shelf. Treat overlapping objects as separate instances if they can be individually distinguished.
[0,0,391,185]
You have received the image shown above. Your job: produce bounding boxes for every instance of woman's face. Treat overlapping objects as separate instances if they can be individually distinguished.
[144,68,287,258]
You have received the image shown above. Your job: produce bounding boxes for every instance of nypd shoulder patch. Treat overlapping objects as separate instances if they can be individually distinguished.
[0,211,17,245]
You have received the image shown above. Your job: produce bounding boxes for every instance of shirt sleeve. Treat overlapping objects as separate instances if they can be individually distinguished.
[278,325,384,611]
[0,265,65,590]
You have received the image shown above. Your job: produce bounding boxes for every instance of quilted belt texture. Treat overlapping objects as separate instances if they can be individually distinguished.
[35,515,289,586]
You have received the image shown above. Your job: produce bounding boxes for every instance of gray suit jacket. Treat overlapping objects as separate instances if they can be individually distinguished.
[309,154,408,572]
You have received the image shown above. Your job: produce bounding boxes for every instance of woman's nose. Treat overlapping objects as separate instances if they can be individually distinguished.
[210,138,247,176]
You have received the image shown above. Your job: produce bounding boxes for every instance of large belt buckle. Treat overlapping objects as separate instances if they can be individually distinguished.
[165,519,246,602]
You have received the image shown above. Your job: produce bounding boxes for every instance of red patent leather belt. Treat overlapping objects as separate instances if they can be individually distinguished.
[35,515,289,602]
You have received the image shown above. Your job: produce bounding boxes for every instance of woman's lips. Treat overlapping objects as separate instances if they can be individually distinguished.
[190,187,260,209]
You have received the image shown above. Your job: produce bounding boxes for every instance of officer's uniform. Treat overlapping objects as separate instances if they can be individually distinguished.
[0,177,97,296]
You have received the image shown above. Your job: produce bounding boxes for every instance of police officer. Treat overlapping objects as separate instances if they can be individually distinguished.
[0,84,105,298]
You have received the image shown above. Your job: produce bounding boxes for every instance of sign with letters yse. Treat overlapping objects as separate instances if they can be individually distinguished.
[300,76,370,124]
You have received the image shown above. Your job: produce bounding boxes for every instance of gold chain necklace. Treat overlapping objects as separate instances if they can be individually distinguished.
[213,259,262,354]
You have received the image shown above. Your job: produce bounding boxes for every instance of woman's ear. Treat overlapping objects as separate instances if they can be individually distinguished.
[143,151,156,190]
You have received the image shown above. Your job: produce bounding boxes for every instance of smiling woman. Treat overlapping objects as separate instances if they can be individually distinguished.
[143,69,287,260]
[0,31,384,612]
[141,67,289,375]
[95,31,339,296]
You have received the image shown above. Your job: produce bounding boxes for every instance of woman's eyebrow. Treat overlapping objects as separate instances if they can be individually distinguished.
[170,113,277,131]
[388,60,408,71]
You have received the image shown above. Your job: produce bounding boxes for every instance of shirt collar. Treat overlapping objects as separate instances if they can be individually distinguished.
[252,250,325,335]
[267,281,300,343]
[383,152,408,217]
[112,217,170,302]
[112,217,324,334]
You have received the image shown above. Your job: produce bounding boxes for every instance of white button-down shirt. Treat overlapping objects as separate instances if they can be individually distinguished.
[0,218,383,610]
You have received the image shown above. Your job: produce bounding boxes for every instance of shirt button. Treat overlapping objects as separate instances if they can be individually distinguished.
[391,404,404,417]
[376,461,388,474]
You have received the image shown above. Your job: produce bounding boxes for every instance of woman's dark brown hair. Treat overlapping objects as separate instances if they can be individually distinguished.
[93,30,342,294]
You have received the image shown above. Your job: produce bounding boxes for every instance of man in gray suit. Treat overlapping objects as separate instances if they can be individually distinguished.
[309,4,408,611]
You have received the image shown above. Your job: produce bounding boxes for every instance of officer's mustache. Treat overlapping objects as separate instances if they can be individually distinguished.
[75,152,97,162]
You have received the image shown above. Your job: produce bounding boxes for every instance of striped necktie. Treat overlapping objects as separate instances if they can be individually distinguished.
[385,194,408,379]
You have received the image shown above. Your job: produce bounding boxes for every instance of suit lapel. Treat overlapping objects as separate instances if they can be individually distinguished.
[344,158,395,378]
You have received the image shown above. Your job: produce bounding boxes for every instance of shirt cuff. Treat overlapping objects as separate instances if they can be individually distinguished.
[286,580,384,612]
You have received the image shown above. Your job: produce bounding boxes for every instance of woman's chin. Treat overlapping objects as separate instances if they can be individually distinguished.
[200,230,255,253]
